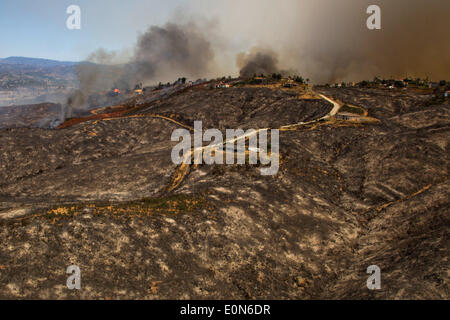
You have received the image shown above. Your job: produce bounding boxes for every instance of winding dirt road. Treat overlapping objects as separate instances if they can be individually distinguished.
[168,92,343,190]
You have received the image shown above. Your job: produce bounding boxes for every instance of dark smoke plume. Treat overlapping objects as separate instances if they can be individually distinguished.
[131,22,214,83]
[237,47,296,78]
[65,62,125,116]
[237,48,280,78]
[66,21,215,113]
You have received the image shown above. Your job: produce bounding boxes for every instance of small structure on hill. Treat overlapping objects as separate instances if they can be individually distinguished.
[107,88,121,97]
[429,82,439,89]
[215,82,230,89]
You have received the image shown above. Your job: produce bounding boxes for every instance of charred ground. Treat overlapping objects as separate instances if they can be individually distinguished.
[0,84,448,299]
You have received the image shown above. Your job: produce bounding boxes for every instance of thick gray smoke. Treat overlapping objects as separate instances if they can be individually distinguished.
[224,0,450,83]
[292,0,450,83]
[237,48,280,78]
[86,48,128,65]
[65,62,124,116]
[131,22,214,83]
[67,21,214,113]
[237,47,296,78]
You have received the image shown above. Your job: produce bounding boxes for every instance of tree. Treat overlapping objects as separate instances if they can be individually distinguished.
[272,73,282,80]
[359,80,369,87]
[394,80,405,88]
[294,76,304,84]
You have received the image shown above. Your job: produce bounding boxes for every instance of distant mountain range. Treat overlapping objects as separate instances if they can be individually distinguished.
[0,57,80,90]
[0,57,121,106]
[0,57,85,106]
[0,56,81,67]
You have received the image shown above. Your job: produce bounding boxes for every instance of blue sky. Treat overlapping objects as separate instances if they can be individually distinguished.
[0,0,187,61]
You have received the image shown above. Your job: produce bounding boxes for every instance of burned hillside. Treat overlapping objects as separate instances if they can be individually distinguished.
[0,83,448,299]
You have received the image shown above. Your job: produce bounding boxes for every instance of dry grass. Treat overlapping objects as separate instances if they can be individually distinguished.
[44,194,207,221]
